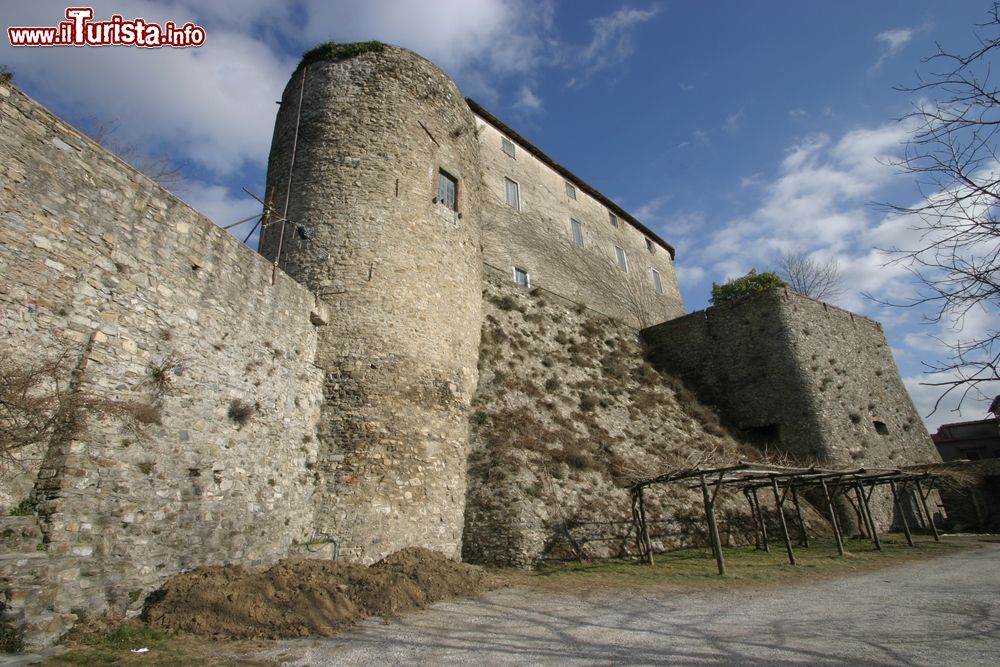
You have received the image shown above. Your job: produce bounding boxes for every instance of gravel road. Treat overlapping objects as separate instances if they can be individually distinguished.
[269,543,1000,666]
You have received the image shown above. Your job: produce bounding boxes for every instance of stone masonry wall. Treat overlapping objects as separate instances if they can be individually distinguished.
[0,81,325,618]
[260,47,483,563]
[474,115,684,329]
[643,289,941,528]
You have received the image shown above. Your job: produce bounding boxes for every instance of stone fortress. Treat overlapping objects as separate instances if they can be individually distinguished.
[0,43,940,647]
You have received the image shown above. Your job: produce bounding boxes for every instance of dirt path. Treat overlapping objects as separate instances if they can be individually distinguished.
[264,543,1000,666]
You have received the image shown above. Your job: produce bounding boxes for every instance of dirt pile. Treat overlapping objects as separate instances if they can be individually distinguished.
[142,547,498,639]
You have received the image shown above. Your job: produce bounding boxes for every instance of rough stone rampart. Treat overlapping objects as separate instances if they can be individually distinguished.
[260,47,483,563]
[0,81,324,619]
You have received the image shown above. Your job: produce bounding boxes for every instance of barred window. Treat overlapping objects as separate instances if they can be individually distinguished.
[571,219,584,246]
[437,170,457,211]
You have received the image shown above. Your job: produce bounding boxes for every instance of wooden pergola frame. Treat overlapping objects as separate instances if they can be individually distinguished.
[629,461,942,574]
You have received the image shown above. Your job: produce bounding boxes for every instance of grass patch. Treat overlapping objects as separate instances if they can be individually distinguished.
[498,534,984,595]
[43,621,282,666]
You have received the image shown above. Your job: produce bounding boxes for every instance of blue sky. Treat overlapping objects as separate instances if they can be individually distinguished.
[2,0,998,430]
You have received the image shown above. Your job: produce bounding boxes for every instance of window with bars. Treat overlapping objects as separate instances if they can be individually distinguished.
[609,212,619,228]
[645,237,655,254]
[437,170,457,211]
[565,181,577,199]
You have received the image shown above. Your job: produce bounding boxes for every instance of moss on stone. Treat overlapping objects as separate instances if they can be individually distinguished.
[297,41,387,71]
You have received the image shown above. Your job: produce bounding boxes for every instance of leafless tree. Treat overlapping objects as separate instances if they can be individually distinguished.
[775,252,845,300]
[877,3,1000,413]
[0,347,158,480]
[88,120,184,189]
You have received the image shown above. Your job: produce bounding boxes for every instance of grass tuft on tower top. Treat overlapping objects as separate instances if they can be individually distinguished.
[297,41,386,71]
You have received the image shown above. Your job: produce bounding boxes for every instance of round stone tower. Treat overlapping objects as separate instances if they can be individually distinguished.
[260,43,483,563]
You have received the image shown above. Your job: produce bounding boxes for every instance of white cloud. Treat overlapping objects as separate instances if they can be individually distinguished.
[871,27,915,73]
[580,7,659,72]
[514,84,543,112]
[788,108,809,120]
[1,1,294,174]
[723,108,745,134]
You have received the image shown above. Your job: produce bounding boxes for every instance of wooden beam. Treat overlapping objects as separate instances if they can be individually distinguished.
[890,480,914,547]
[914,479,939,542]
[771,477,796,565]
[700,473,726,576]
[637,487,654,564]
[790,485,809,548]
[752,487,769,552]
[821,478,845,557]
[856,483,882,551]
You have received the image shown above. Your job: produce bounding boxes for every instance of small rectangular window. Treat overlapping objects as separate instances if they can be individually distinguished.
[504,177,520,210]
[565,181,577,199]
[615,246,628,272]
[501,137,515,158]
[651,268,663,294]
[609,212,619,228]
[571,218,584,246]
[645,237,655,254]
[437,170,457,211]
[514,267,529,287]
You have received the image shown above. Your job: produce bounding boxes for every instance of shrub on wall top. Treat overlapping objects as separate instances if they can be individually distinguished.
[709,270,787,305]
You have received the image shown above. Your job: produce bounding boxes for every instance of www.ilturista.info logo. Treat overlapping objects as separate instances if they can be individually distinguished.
[7,7,206,48]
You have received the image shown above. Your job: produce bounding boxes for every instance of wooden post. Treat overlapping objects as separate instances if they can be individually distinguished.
[744,489,761,551]
[821,478,845,557]
[890,481,914,547]
[846,488,867,538]
[857,483,881,551]
[700,473,726,576]
[770,477,796,565]
[637,487,654,565]
[752,487,769,552]
[790,485,809,548]
[914,479,940,541]
[630,490,645,562]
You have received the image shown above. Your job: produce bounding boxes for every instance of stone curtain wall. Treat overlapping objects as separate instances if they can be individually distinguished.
[0,82,324,617]
[474,117,684,329]
[643,289,940,528]
[261,47,483,563]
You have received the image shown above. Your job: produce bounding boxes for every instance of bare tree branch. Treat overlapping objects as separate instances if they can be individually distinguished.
[775,252,846,300]
[877,3,1000,414]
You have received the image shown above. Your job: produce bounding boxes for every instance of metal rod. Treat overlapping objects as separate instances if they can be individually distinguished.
[273,66,307,284]
[857,483,881,551]
[700,473,726,575]
[914,479,939,542]
[821,478,845,557]
[771,477,796,565]
[790,485,809,548]
[752,487,770,552]
[890,481,914,547]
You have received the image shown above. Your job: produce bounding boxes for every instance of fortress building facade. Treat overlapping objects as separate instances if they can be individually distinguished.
[0,44,939,647]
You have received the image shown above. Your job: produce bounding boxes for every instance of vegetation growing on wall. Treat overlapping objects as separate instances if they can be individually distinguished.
[710,270,787,305]
[463,277,805,566]
[297,41,387,71]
